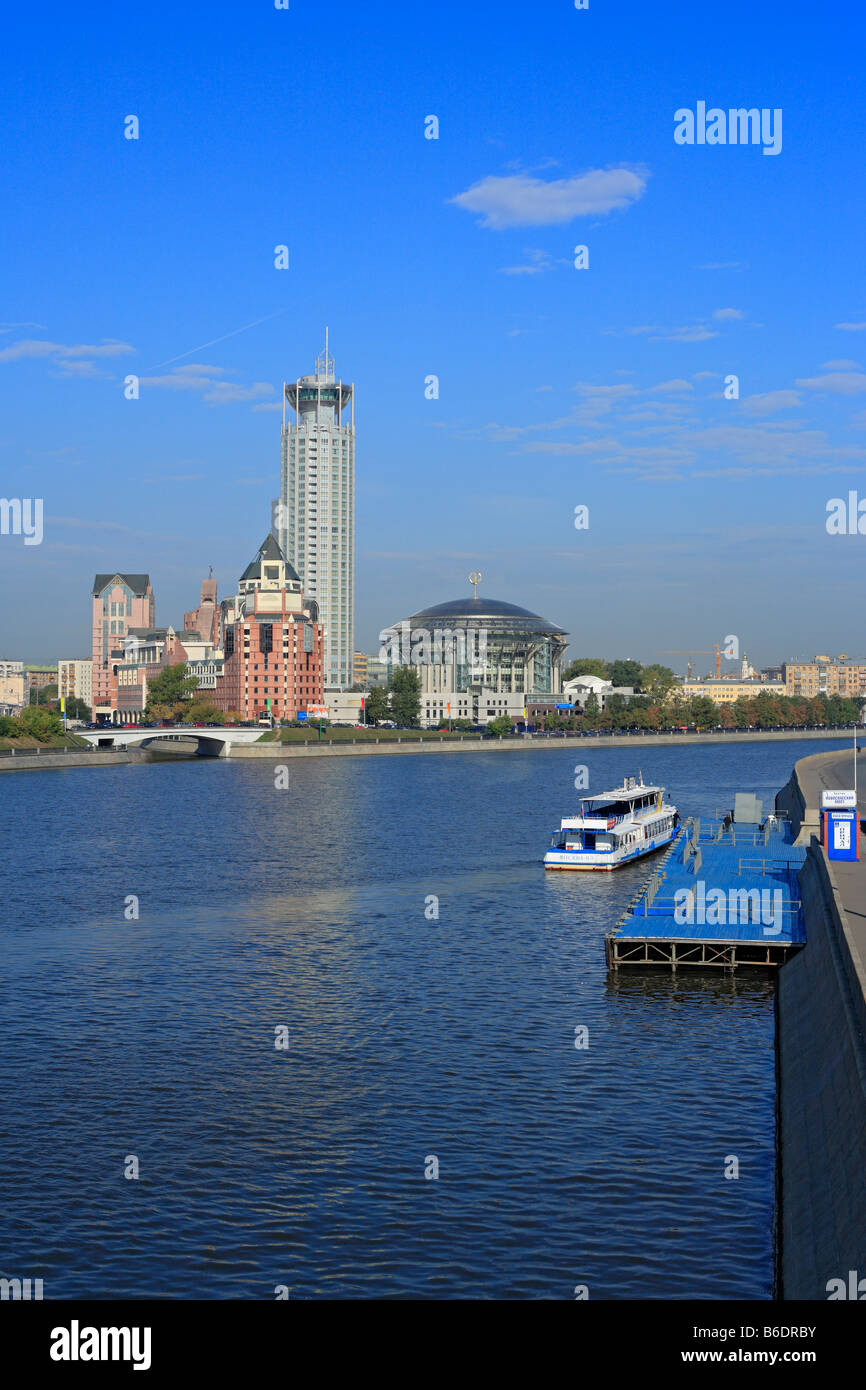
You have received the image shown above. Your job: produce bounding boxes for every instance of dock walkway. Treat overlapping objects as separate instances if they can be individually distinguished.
[605,817,807,970]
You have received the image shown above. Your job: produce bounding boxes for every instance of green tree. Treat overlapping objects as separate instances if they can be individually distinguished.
[179,700,223,723]
[389,666,421,727]
[30,682,59,706]
[824,694,859,725]
[144,662,199,717]
[364,685,390,726]
[583,691,600,728]
[562,657,609,683]
[19,705,63,741]
[148,703,175,723]
[689,695,718,730]
[606,694,629,730]
[608,659,643,689]
[666,692,689,728]
[638,664,676,700]
[486,715,513,736]
[64,695,91,720]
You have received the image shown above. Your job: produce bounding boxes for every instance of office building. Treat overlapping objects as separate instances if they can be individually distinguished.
[58,659,93,709]
[91,574,155,710]
[277,331,354,690]
[783,657,866,699]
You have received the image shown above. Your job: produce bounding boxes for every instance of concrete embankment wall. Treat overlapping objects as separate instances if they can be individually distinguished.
[0,749,150,773]
[775,755,866,1299]
[0,726,856,772]
[229,728,856,760]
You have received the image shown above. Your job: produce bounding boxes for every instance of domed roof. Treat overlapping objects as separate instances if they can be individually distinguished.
[405,596,565,634]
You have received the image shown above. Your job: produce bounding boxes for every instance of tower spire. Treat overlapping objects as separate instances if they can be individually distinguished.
[315,326,334,380]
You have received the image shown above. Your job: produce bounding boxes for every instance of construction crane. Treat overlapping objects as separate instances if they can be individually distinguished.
[657,646,723,680]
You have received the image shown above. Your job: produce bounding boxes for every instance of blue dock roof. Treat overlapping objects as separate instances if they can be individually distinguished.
[609,820,807,950]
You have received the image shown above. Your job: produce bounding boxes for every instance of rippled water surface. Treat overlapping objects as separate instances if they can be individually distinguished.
[0,739,840,1298]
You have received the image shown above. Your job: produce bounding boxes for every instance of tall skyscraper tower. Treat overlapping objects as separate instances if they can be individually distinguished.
[277,330,355,690]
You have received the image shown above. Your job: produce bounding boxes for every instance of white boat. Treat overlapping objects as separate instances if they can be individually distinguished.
[544,774,679,871]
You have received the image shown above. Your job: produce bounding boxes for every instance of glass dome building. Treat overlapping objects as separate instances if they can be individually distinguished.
[383,594,569,697]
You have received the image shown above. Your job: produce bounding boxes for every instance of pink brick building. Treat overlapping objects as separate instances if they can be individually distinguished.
[184,573,218,648]
[217,535,323,722]
[91,573,154,715]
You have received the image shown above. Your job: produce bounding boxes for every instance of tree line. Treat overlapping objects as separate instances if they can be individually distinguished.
[541,690,863,733]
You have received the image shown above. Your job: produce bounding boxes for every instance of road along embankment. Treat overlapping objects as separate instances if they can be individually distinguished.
[775,749,866,1299]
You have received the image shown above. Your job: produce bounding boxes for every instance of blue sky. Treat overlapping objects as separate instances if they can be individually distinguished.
[2,0,865,673]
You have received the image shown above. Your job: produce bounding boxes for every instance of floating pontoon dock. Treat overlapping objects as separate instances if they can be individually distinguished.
[605,814,806,970]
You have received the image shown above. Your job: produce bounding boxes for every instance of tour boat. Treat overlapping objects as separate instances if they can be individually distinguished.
[544,774,679,871]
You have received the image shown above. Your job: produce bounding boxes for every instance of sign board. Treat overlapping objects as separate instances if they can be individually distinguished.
[556,704,574,711]
[821,789,857,809]
[296,711,308,723]
[824,808,860,861]
[308,705,328,719]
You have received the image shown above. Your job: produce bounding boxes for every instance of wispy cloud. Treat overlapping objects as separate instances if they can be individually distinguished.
[646,379,693,394]
[605,322,718,342]
[796,372,866,395]
[835,322,866,332]
[139,363,275,405]
[712,307,744,321]
[656,324,718,343]
[499,248,567,275]
[602,324,658,337]
[0,337,133,366]
[451,166,648,229]
[740,390,801,416]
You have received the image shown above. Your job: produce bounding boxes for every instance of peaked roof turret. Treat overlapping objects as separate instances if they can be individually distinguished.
[240,534,300,584]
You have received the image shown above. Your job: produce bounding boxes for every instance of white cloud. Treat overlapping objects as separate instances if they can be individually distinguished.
[602,324,658,337]
[835,322,866,331]
[740,390,801,416]
[822,359,860,370]
[0,337,133,363]
[500,248,563,275]
[712,307,744,321]
[572,382,635,398]
[655,324,718,342]
[795,372,866,395]
[140,364,275,405]
[451,166,648,229]
[56,360,112,378]
[646,379,693,394]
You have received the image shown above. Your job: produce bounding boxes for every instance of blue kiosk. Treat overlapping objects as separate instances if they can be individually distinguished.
[822,789,860,862]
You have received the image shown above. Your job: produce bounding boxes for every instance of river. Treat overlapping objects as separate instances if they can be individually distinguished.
[0,737,841,1298]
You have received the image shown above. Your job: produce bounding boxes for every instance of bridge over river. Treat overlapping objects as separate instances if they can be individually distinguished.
[77,727,264,757]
